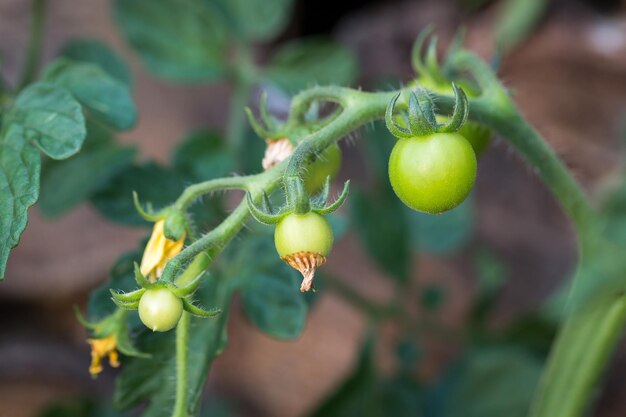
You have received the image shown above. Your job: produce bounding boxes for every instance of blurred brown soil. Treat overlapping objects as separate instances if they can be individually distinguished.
[0,1,625,416]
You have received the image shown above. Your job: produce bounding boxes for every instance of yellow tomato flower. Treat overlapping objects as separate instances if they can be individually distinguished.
[140,220,186,282]
[87,334,120,377]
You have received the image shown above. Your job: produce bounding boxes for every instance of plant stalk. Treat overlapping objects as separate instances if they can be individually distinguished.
[19,0,46,89]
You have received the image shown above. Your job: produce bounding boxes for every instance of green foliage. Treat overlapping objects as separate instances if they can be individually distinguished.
[114,0,227,82]
[214,0,295,41]
[172,130,235,182]
[38,398,128,417]
[266,39,358,92]
[7,82,86,159]
[409,195,474,254]
[351,186,411,282]
[495,0,547,54]
[91,163,186,226]
[241,270,307,340]
[39,144,136,218]
[432,347,543,417]
[0,81,87,278]
[0,125,41,278]
[227,228,308,339]
[60,39,131,85]
[42,58,137,130]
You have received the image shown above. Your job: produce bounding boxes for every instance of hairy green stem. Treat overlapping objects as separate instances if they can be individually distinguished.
[173,311,190,417]
[226,43,255,156]
[19,0,46,89]
[173,175,252,211]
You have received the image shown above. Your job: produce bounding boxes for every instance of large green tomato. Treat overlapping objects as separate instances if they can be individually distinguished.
[275,212,333,258]
[303,144,342,193]
[138,288,183,332]
[388,133,477,214]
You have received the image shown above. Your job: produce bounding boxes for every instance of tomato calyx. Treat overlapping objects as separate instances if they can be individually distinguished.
[109,256,221,331]
[386,84,468,139]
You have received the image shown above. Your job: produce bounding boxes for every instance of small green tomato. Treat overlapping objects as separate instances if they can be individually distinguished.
[303,144,342,193]
[388,132,477,214]
[138,288,183,332]
[274,212,333,292]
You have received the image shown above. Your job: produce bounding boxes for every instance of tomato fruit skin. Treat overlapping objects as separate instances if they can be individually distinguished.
[275,212,333,258]
[304,144,342,193]
[388,133,477,214]
[138,288,183,332]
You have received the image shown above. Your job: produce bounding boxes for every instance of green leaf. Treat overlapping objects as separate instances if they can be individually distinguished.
[0,124,41,279]
[60,38,132,85]
[214,0,295,41]
[39,144,136,217]
[38,398,129,417]
[241,269,307,340]
[172,130,234,182]
[351,186,411,283]
[42,58,137,130]
[434,347,542,417]
[114,273,232,416]
[91,162,185,226]
[8,82,86,159]
[409,194,474,254]
[494,0,547,54]
[88,246,143,322]
[266,38,358,93]
[114,0,227,82]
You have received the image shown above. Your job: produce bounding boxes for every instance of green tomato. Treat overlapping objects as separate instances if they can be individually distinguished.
[388,133,477,214]
[275,212,333,258]
[303,144,342,193]
[138,288,183,332]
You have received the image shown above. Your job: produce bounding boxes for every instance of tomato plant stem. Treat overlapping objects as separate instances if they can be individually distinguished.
[19,0,46,89]
[173,311,190,417]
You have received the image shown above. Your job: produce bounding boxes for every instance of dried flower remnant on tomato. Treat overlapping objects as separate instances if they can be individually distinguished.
[262,138,294,170]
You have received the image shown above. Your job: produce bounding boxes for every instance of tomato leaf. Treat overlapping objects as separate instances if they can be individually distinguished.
[7,82,86,160]
[39,144,136,218]
[0,124,41,279]
[351,186,411,283]
[172,130,234,182]
[429,347,542,417]
[42,58,137,130]
[241,269,307,340]
[213,0,295,41]
[114,0,227,82]
[91,162,186,226]
[60,38,132,86]
[266,38,358,93]
[409,194,474,254]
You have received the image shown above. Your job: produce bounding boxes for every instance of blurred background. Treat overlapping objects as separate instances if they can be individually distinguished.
[1,0,626,416]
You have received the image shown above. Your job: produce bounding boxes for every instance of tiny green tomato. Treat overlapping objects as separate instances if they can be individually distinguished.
[304,144,342,193]
[275,212,333,258]
[138,288,183,332]
[274,212,334,292]
[388,132,477,214]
